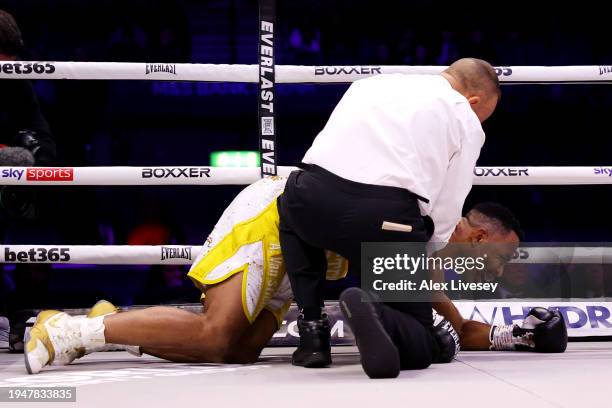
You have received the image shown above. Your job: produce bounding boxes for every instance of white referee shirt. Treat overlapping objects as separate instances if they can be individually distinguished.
[302,74,485,244]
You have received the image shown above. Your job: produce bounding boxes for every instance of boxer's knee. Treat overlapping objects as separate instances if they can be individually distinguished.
[190,314,239,362]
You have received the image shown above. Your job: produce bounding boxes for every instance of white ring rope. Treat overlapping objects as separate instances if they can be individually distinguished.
[1,166,612,186]
[1,245,610,265]
[0,62,611,83]
[0,245,200,265]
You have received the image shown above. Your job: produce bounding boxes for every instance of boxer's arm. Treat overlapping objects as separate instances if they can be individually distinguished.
[433,297,568,352]
[432,293,491,351]
[456,319,492,350]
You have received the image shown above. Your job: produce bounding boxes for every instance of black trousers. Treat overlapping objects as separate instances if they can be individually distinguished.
[278,164,436,366]
[378,301,438,369]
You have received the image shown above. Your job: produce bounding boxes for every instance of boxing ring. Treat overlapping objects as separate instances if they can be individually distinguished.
[1,26,612,408]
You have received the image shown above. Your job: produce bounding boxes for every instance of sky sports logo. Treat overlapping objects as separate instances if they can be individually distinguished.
[594,167,612,177]
[0,168,24,180]
[0,168,74,181]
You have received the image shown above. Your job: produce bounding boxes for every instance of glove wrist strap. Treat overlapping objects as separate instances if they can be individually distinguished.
[490,324,538,351]
[489,324,518,351]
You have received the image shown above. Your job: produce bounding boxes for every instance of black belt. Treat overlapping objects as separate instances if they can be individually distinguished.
[296,163,429,204]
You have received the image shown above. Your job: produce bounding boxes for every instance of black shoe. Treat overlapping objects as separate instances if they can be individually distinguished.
[9,310,36,353]
[292,316,332,368]
[340,288,400,378]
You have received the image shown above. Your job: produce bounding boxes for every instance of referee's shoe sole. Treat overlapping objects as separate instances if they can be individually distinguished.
[340,288,400,378]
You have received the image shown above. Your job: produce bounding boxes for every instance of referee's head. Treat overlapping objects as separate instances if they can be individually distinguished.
[442,58,500,123]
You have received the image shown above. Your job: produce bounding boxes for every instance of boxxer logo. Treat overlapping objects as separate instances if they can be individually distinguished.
[512,249,530,260]
[494,67,513,76]
[474,167,529,177]
[142,168,211,179]
[314,66,382,76]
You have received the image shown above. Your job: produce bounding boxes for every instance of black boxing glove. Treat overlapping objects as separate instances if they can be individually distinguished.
[489,307,567,353]
[12,130,42,157]
[431,311,460,363]
[12,129,57,165]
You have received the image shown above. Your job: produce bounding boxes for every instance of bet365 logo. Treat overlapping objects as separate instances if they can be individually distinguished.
[0,62,56,75]
[4,247,71,262]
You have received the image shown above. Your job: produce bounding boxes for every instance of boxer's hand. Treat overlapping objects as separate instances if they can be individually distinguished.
[431,311,460,363]
[519,307,568,352]
[489,307,567,353]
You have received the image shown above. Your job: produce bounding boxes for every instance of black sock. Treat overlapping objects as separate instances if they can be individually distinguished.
[302,307,322,321]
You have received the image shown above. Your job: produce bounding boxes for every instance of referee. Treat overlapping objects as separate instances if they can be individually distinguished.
[277,58,500,372]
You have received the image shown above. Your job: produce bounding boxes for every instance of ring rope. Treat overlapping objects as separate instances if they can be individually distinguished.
[1,245,610,264]
[1,166,612,186]
[0,62,611,84]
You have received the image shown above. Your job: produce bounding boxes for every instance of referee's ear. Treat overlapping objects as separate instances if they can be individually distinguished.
[469,93,498,123]
[467,95,481,106]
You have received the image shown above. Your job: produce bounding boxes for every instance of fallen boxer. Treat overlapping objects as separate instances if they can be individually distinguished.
[24,177,567,375]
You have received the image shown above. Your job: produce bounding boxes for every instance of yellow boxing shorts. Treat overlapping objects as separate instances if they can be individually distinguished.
[188,176,348,327]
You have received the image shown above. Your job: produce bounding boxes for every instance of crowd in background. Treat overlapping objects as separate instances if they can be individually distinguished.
[1,0,611,309]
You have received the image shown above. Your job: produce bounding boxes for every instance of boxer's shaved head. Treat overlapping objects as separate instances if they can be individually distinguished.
[467,202,524,241]
[442,58,500,123]
[452,201,523,244]
[450,202,522,281]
